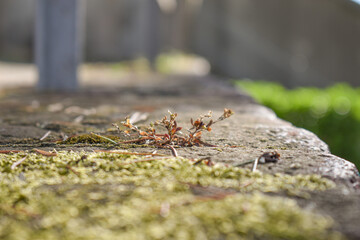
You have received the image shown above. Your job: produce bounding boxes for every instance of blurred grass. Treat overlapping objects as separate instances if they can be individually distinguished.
[236,80,360,169]
[107,51,210,76]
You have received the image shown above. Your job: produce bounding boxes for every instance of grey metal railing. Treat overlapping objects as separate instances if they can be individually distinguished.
[35,0,83,91]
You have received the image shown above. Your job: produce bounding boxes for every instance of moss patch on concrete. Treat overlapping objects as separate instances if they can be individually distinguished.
[0,152,342,240]
[61,134,122,144]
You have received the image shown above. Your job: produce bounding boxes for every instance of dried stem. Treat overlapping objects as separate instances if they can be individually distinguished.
[115,108,233,149]
[40,131,52,141]
[0,150,22,154]
[66,165,80,176]
[33,149,57,157]
[94,150,168,157]
[11,156,27,170]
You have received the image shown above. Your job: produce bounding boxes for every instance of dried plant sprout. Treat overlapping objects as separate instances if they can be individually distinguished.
[113,108,234,148]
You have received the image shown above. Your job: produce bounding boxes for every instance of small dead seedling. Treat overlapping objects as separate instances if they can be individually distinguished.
[112,108,234,155]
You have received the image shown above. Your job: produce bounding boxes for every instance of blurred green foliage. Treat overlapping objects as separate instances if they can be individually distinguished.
[236,80,360,169]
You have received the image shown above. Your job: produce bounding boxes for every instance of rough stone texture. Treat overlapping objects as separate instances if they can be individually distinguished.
[0,73,360,238]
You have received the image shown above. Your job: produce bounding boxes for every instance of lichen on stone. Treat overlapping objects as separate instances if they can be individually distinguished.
[0,152,342,240]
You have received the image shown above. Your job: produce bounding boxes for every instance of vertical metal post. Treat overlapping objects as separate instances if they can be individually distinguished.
[145,0,159,66]
[137,0,159,68]
[36,0,82,91]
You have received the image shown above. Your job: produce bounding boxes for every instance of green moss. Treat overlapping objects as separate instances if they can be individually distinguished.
[61,134,122,144]
[0,152,342,240]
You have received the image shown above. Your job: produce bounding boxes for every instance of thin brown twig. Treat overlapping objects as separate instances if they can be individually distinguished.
[0,150,22,154]
[66,165,80,176]
[0,149,57,157]
[33,149,57,157]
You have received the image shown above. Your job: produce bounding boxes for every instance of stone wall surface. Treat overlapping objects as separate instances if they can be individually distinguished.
[0,68,360,238]
[1,0,359,87]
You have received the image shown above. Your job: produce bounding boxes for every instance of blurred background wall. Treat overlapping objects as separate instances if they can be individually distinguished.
[0,0,359,87]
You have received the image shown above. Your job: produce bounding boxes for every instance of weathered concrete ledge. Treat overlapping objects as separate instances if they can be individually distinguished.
[0,74,359,239]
